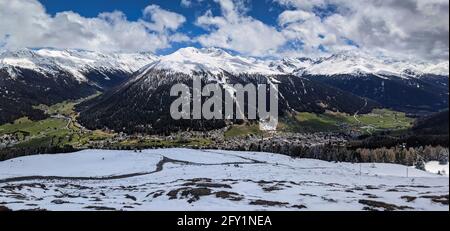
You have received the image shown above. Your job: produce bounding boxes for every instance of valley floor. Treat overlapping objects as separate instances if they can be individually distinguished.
[0,149,448,211]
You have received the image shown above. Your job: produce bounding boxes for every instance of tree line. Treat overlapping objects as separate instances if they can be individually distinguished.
[233,142,448,167]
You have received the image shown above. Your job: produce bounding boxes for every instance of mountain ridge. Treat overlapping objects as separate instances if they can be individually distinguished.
[0,48,157,83]
[270,51,449,77]
[1,47,448,78]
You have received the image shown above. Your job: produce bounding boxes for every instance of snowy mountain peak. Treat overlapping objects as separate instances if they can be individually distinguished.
[174,47,232,58]
[269,57,314,74]
[148,47,282,75]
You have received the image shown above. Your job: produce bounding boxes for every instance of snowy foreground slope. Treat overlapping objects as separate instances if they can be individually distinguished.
[0,149,448,211]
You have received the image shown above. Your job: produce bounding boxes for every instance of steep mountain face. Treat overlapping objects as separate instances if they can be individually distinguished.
[0,48,157,124]
[78,48,377,134]
[303,74,448,114]
[270,52,449,114]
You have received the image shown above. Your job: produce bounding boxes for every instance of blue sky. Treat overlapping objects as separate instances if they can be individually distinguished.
[40,0,284,25]
[0,0,448,60]
[38,0,287,55]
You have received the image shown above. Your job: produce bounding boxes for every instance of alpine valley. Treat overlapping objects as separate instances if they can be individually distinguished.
[1,47,448,137]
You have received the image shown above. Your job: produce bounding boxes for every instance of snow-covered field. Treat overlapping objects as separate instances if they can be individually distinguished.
[425,161,449,176]
[0,149,448,211]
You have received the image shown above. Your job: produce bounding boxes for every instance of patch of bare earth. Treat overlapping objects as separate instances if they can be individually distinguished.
[182,182,232,189]
[146,190,165,199]
[420,195,449,205]
[83,206,116,211]
[167,187,213,203]
[0,205,11,211]
[359,199,413,211]
[249,200,289,207]
[215,191,243,201]
[401,196,417,203]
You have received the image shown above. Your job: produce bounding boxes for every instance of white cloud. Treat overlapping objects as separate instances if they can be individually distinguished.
[274,0,449,61]
[278,10,315,26]
[277,9,358,57]
[143,5,186,32]
[181,0,192,7]
[195,0,286,57]
[181,0,206,8]
[275,0,326,10]
[0,0,188,52]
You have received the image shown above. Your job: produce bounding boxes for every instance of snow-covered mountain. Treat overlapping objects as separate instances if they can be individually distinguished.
[268,57,314,74]
[76,47,449,133]
[269,51,449,77]
[144,47,281,75]
[1,47,447,80]
[0,48,157,82]
[267,51,449,114]
[78,47,378,134]
[146,47,448,78]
